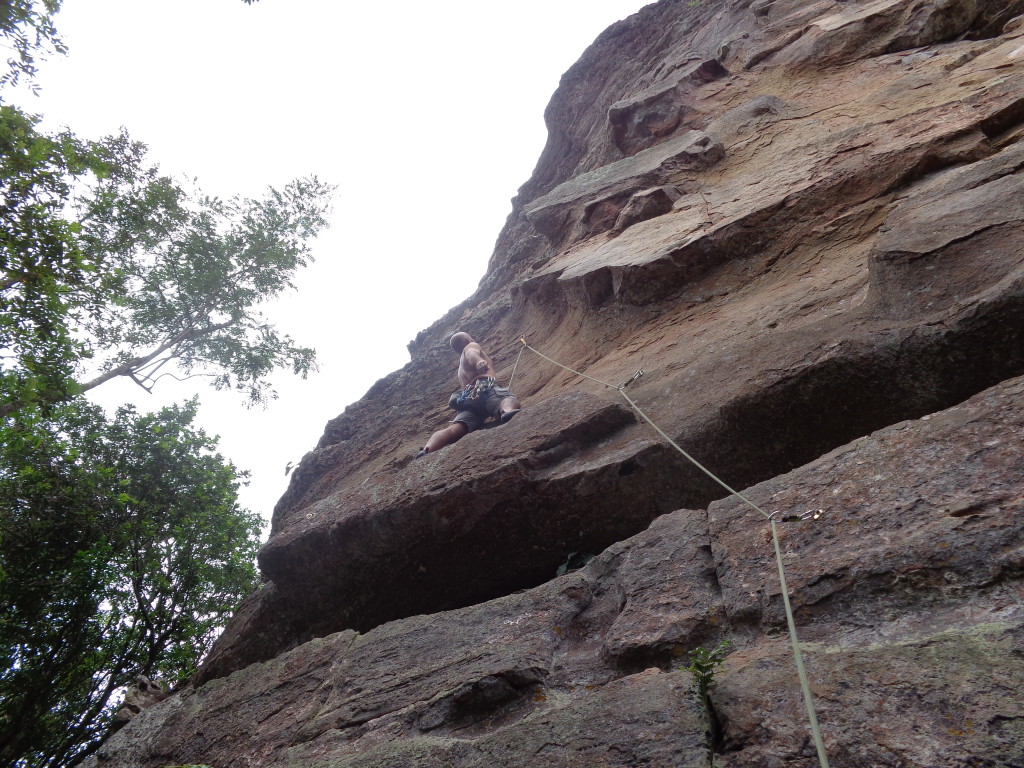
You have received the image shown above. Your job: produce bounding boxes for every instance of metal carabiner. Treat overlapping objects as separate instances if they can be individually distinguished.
[620,369,645,389]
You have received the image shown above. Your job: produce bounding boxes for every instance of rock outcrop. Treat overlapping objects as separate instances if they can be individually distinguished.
[93,1,1024,766]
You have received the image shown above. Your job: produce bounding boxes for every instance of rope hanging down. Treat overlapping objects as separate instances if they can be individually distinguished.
[512,336,830,768]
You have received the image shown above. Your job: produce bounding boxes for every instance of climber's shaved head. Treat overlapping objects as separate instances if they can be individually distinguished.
[450,332,473,353]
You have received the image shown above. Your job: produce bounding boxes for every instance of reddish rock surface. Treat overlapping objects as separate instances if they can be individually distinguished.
[92,1,1024,766]
[94,377,1024,767]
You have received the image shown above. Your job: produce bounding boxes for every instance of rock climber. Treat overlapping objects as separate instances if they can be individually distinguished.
[415,332,521,458]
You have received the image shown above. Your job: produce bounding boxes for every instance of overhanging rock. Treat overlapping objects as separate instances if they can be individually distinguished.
[95,376,1024,768]
[198,391,699,683]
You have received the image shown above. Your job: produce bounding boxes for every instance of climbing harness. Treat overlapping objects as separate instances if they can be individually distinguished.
[452,376,497,409]
[511,335,832,768]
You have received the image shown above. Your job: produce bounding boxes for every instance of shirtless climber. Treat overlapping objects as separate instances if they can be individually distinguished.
[415,332,521,458]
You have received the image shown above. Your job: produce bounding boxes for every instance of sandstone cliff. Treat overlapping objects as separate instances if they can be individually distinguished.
[93,1,1024,766]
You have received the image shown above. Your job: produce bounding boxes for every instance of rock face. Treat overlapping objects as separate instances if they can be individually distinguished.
[93,1,1024,766]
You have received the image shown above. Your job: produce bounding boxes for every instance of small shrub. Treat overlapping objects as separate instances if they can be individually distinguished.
[683,640,730,764]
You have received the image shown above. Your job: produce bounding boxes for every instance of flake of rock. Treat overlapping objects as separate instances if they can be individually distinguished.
[524,129,723,247]
[608,58,730,156]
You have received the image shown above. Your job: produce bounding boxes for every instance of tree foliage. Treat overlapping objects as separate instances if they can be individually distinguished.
[0,106,136,414]
[76,172,333,402]
[0,104,334,416]
[0,2,320,766]
[0,0,64,90]
[0,399,262,768]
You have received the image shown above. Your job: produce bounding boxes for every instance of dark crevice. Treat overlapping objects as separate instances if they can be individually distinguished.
[966,0,1024,40]
[617,459,639,476]
[979,96,1024,141]
[689,294,1024,503]
[704,546,724,599]
[417,670,548,735]
[706,700,727,761]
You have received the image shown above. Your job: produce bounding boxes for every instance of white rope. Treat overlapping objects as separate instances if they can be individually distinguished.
[517,337,830,768]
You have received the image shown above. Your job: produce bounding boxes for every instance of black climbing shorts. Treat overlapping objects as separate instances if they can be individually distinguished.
[450,381,515,432]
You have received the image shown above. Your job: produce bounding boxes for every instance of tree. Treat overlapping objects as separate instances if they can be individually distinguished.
[0,105,335,417]
[0,399,263,768]
[0,3,324,765]
[75,170,333,403]
[0,108,305,762]
[0,106,134,415]
[0,0,64,90]
[1,0,332,418]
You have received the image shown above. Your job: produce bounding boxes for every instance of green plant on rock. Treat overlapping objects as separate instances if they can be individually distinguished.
[683,640,730,766]
[555,550,595,576]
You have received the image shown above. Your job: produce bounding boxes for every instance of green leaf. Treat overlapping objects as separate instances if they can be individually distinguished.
[0,398,262,766]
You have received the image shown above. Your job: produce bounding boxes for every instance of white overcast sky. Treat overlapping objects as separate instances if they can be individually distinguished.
[13,0,650,527]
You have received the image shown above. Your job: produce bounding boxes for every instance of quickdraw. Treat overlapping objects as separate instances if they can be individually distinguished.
[453,377,496,409]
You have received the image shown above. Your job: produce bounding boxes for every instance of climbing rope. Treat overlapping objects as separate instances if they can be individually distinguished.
[514,336,831,768]
[506,338,527,393]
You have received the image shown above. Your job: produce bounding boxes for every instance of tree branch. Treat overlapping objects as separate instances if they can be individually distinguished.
[78,319,234,394]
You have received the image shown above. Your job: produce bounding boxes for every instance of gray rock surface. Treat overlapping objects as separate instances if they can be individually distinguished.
[94,377,1024,767]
